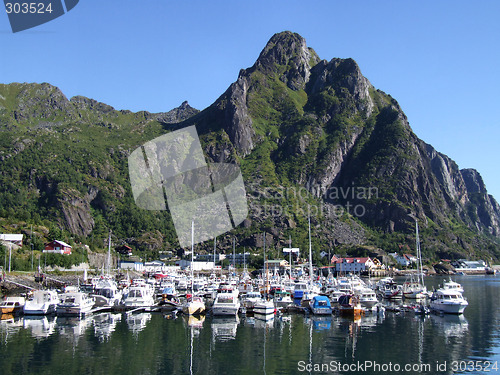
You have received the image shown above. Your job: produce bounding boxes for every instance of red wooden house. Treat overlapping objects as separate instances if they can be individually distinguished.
[44,240,72,255]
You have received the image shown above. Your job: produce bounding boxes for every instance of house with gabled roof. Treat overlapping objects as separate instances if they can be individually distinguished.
[44,240,72,255]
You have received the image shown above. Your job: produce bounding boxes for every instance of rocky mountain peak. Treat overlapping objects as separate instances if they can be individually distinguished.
[155,100,200,124]
[253,31,320,90]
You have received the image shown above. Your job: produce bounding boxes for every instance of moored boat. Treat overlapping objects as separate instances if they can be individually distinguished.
[183,295,206,316]
[212,292,240,316]
[309,295,332,315]
[0,296,26,315]
[430,288,468,314]
[56,292,94,316]
[338,294,363,317]
[24,290,60,315]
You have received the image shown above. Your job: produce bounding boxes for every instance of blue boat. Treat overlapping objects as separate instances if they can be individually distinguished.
[309,295,332,315]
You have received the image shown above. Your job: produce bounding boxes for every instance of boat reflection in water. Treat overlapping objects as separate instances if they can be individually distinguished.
[429,313,469,343]
[93,313,122,342]
[23,316,57,340]
[56,315,93,344]
[305,315,333,331]
[126,312,152,336]
[211,316,239,342]
[0,315,23,343]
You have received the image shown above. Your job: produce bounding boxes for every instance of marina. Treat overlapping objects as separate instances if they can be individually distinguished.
[0,274,499,374]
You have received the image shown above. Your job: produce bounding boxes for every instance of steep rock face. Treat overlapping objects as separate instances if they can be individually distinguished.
[461,168,500,236]
[58,188,95,237]
[222,75,255,156]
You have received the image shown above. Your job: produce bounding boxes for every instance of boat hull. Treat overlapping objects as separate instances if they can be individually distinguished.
[212,305,239,316]
[430,301,467,314]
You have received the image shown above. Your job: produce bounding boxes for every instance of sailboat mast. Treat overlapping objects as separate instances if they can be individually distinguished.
[107,229,112,276]
[213,236,216,265]
[263,233,267,298]
[191,221,194,295]
[233,237,236,275]
[415,220,423,286]
[308,208,313,285]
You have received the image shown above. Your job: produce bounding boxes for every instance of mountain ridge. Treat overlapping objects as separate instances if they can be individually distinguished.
[0,31,499,263]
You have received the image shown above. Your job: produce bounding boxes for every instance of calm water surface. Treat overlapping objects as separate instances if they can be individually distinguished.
[1,275,499,374]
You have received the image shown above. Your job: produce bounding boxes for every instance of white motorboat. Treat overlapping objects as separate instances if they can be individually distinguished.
[212,292,240,316]
[122,284,155,309]
[56,292,94,316]
[430,288,468,314]
[92,278,123,308]
[241,291,262,311]
[441,278,464,293]
[24,290,60,315]
[273,291,293,308]
[357,288,379,308]
[253,299,275,316]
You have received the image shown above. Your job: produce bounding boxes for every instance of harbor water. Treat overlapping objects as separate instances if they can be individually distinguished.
[1,275,499,374]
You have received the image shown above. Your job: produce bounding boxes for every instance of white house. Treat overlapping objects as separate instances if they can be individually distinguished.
[390,253,416,267]
[0,234,23,246]
[176,260,215,271]
[332,257,376,273]
[119,260,144,272]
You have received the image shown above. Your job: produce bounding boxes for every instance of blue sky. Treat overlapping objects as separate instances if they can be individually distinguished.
[1,0,499,201]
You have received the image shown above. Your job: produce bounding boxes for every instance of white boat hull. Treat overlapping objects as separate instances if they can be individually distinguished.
[430,301,468,314]
[212,305,240,316]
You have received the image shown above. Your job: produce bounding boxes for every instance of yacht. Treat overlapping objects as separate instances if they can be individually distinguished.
[273,290,293,308]
[430,288,468,314]
[253,298,275,317]
[24,290,60,315]
[441,278,464,293]
[122,283,155,309]
[241,291,262,311]
[92,278,123,308]
[212,291,240,316]
[56,291,94,316]
[357,288,379,308]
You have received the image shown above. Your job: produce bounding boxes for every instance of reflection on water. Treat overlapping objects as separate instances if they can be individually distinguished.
[93,312,122,342]
[23,316,56,340]
[211,316,239,341]
[0,276,498,374]
[126,312,152,336]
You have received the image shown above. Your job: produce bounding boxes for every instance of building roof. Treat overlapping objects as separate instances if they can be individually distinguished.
[0,234,23,242]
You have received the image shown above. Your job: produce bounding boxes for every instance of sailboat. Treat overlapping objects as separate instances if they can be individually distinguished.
[301,208,320,307]
[403,220,427,299]
[183,221,206,316]
[254,233,275,318]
